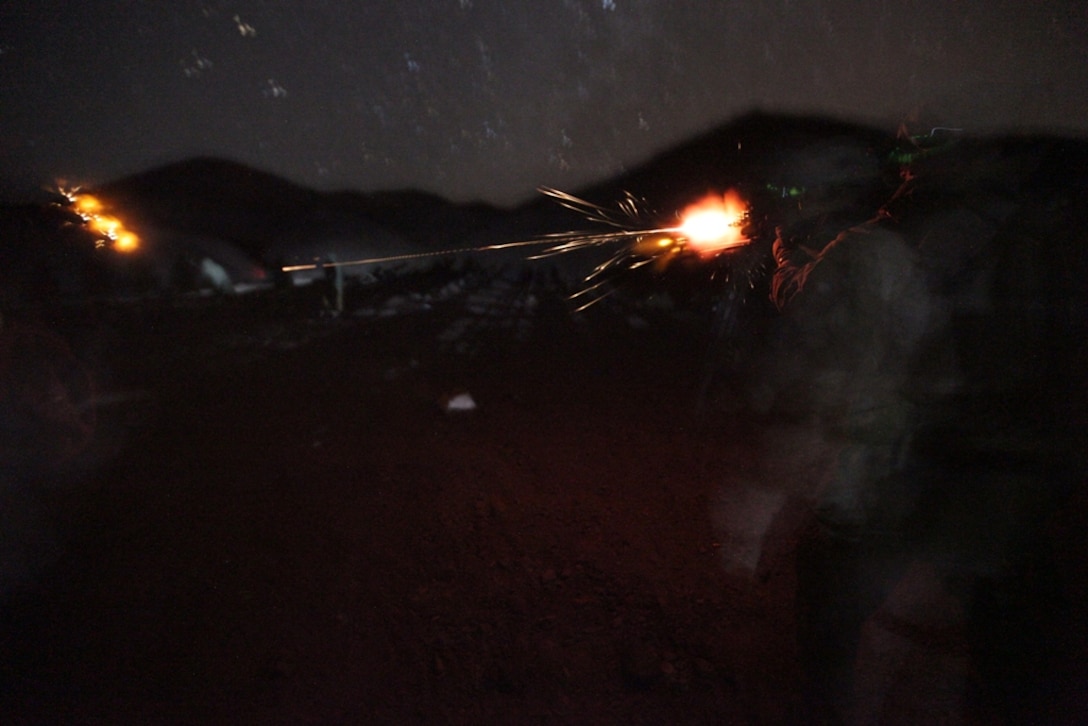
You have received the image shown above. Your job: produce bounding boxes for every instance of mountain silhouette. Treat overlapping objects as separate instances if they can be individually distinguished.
[85,113,906,264]
[93,157,502,258]
[520,112,897,217]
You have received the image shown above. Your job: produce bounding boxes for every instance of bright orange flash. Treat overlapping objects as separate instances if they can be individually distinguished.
[61,190,141,253]
[675,190,748,256]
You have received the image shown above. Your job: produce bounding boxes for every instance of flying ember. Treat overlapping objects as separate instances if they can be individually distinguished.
[280,186,750,312]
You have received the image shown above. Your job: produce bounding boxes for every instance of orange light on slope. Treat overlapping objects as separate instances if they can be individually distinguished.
[62,191,141,253]
[73,194,103,216]
[675,190,748,256]
[89,213,121,238]
[113,231,140,253]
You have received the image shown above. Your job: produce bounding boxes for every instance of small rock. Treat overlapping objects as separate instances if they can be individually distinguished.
[441,391,477,413]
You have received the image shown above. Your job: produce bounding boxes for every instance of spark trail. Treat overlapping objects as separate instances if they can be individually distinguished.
[282,186,750,311]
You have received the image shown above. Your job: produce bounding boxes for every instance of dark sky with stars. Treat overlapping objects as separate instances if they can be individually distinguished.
[2,1,1086,207]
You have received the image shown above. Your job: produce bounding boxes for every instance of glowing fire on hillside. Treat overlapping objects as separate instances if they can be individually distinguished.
[59,188,140,253]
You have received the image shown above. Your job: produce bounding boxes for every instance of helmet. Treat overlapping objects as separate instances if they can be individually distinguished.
[748,134,897,252]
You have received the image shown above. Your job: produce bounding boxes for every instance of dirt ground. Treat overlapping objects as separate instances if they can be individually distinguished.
[1,278,1084,724]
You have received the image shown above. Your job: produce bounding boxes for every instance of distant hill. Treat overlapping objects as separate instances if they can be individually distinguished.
[522,112,899,215]
[87,114,903,261]
[93,157,504,259]
[72,112,1088,284]
[5,112,1087,306]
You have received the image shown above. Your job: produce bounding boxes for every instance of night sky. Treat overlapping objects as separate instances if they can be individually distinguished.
[2,1,1086,207]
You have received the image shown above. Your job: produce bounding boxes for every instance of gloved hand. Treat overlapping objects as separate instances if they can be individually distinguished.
[772,226,819,268]
[769,226,824,311]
